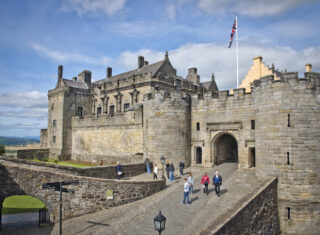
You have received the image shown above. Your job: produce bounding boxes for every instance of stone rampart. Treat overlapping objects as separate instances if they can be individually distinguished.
[0,156,145,179]
[17,149,49,161]
[208,177,280,235]
[0,158,164,222]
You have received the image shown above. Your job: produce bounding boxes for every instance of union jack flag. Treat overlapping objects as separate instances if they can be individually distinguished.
[228,18,237,48]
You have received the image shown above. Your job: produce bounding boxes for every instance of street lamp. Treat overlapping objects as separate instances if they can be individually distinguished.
[161,156,165,179]
[154,210,166,235]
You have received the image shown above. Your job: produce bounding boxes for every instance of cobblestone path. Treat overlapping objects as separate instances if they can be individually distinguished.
[2,163,267,235]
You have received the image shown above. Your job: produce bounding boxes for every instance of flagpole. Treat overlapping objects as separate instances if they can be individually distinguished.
[236,15,239,88]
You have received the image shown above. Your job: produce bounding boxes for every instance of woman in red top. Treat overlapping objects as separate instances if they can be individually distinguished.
[201,172,210,195]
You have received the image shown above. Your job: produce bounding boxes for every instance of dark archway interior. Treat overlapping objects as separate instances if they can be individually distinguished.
[215,134,238,164]
[196,147,202,164]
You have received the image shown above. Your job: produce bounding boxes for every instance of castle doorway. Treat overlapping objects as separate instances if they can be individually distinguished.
[196,147,202,164]
[214,133,238,164]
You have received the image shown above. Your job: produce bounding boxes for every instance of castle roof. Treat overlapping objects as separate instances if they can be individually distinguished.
[63,79,89,89]
[93,60,167,85]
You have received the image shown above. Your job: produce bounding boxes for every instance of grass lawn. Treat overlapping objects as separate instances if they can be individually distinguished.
[2,195,46,215]
[33,158,97,168]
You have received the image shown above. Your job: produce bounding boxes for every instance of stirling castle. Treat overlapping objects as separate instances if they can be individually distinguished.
[41,52,320,233]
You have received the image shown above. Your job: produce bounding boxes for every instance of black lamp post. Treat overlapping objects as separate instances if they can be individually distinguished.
[154,210,166,235]
[161,156,165,179]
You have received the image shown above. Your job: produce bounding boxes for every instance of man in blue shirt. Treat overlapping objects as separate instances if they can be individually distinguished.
[213,171,222,196]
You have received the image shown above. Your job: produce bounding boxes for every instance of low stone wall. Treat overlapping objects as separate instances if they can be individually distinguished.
[0,158,165,222]
[17,149,49,161]
[209,177,280,235]
[0,156,145,179]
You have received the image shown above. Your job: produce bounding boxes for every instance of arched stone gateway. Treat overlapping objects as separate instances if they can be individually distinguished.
[213,133,238,164]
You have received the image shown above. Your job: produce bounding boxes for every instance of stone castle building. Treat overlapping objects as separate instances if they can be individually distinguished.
[41,53,320,234]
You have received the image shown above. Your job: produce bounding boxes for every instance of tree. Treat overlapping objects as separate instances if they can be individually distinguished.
[0,144,5,155]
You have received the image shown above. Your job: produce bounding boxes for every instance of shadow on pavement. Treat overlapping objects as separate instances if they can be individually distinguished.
[190,196,199,204]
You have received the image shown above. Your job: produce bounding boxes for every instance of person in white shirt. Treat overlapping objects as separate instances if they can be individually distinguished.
[187,172,194,195]
[153,163,158,179]
[182,178,191,204]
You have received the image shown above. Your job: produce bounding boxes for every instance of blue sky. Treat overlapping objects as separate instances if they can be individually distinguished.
[0,0,319,137]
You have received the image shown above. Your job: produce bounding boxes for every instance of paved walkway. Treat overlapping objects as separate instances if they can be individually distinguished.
[1,163,266,235]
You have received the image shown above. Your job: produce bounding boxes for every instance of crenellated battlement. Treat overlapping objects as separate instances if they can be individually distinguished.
[252,71,320,91]
[143,90,190,104]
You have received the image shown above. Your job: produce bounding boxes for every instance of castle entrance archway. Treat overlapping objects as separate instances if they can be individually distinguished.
[214,133,238,164]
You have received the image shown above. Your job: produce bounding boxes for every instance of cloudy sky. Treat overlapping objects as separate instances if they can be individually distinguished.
[0,0,319,137]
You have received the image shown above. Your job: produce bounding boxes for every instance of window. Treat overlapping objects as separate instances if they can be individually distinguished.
[124,103,130,111]
[51,103,54,110]
[97,107,102,115]
[77,106,83,116]
[287,207,291,220]
[53,120,56,128]
[287,152,290,165]
[53,136,56,143]
[288,114,290,127]
[196,122,200,131]
[251,120,255,130]
[109,105,115,117]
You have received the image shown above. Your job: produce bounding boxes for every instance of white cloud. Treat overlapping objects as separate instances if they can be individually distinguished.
[60,0,126,17]
[0,91,47,108]
[119,43,320,90]
[197,0,316,17]
[31,43,110,65]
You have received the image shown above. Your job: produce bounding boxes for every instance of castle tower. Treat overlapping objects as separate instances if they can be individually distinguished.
[143,91,191,167]
[252,72,320,233]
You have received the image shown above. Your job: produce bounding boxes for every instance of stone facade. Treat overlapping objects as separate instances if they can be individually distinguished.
[40,53,320,233]
[17,149,49,161]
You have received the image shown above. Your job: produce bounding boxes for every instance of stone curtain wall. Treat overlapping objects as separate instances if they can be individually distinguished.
[0,158,165,222]
[1,156,145,179]
[210,177,280,235]
[17,149,49,161]
[71,109,143,164]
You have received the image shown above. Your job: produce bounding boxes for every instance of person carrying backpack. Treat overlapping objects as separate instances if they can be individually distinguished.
[201,172,210,195]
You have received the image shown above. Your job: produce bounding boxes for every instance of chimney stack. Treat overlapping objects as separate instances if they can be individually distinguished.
[57,65,63,87]
[138,56,144,69]
[78,70,92,88]
[306,64,312,72]
[186,67,200,84]
[107,67,112,78]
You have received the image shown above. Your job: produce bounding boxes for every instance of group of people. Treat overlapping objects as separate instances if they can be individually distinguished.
[182,171,222,205]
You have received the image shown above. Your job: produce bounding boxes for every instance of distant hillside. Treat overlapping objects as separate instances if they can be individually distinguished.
[0,136,40,146]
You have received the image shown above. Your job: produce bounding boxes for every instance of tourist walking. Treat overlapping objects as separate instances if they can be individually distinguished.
[146,159,151,173]
[165,161,170,179]
[99,160,103,166]
[182,178,191,204]
[179,159,185,176]
[213,171,222,196]
[201,172,210,195]
[153,163,158,179]
[169,161,175,181]
[187,172,194,195]
[116,162,123,180]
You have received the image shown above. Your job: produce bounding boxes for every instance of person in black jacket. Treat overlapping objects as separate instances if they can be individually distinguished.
[213,171,222,196]
[179,159,185,176]
[116,162,123,180]
[165,160,170,179]
[169,161,175,181]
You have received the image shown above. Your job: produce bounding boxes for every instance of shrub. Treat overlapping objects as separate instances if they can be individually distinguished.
[0,144,5,155]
